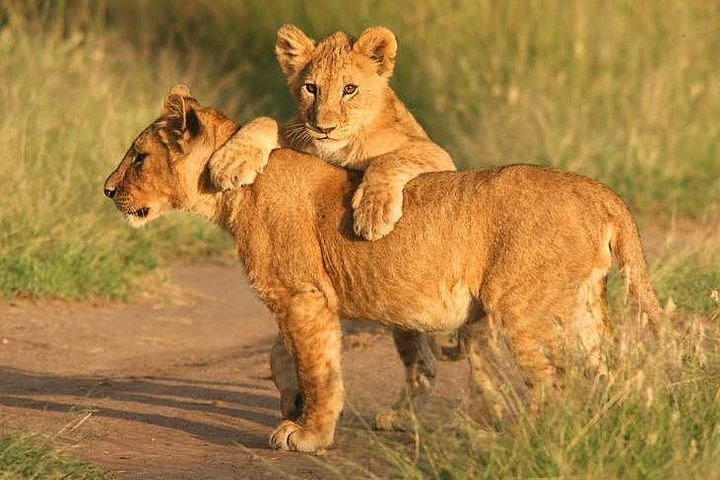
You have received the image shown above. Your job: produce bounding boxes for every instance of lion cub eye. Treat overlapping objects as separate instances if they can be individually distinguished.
[133,152,147,168]
[343,84,358,96]
[304,83,317,94]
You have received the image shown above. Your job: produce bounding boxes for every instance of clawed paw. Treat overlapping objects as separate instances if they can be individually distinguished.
[269,420,333,453]
[208,143,266,191]
[351,183,404,241]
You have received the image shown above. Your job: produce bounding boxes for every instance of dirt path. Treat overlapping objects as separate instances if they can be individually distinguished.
[0,261,468,479]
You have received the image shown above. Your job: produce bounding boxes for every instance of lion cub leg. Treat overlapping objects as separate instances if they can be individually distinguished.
[270,333,302,420]
[463,316,530,430]
[374,329,438,431]
[351,144,454,241]
[269,291,344,453]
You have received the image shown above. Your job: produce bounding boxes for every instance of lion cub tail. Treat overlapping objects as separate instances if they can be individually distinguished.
[609,204,665,334]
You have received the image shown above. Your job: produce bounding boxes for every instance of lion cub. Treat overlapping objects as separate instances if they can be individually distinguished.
[104,85,663,452]
[208,24,455,239]
[209,25,457,430]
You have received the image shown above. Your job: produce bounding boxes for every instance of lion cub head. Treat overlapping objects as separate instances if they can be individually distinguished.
[103,85,234,227]
[276,24,398,153]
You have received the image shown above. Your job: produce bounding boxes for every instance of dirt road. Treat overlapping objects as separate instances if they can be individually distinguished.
[0,261,468,479]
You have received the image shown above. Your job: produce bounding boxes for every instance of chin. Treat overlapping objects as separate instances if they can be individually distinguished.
[313,137,349,153]
[123,209,160,228]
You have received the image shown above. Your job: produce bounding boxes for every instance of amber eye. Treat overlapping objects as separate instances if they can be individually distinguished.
[304,83,317,94]
[133,152,147,168]
[343,84,358,96]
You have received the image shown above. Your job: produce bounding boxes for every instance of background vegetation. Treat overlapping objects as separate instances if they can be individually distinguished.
[1,0,718,300]
[0,0,718,477]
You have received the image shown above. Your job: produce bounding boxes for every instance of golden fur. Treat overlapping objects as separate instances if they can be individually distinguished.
[104,87,663,453]
[207,24,455,239]
[208,25,458,430]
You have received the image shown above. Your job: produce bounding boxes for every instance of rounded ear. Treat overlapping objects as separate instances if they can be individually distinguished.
[162,84,193,118]
[275,24,316,77]
[353,26,397,77]
[169,83,191,97]
[162,84,201,141]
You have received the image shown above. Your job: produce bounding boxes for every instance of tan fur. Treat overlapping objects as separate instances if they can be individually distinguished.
[208,24,455,238]
[207,25,458,429]
[104,88,663,452]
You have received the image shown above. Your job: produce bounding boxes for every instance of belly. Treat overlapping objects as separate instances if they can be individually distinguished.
[340,280,475,332]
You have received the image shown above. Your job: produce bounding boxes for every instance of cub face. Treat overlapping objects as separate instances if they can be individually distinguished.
[275,25,398,154]
[103,85,213,228]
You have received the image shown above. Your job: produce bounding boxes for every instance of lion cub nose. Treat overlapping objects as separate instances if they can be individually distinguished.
[104,188,116,199]
[316,125,337,135]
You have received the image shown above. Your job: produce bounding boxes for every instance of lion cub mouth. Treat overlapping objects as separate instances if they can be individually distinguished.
[117,205,150,218]
[133,207,150,218]
[122,207,152,228]
[116,203,152,227]
[310,134,349,150]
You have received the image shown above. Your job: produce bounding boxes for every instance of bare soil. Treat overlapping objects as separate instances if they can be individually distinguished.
[0,261,468,479]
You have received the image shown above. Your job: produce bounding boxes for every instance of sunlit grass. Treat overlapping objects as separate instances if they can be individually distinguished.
[0,2,236,298]
[372,309,720,479]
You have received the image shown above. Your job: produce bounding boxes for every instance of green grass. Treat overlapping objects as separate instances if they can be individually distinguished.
[654,253,720,315]
[0,433,109,480]
[1,0,719,299]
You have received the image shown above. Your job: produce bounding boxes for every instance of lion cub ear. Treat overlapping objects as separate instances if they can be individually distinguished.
[275,24,316,77]
[162,84,201,144]
[353,27,397,78]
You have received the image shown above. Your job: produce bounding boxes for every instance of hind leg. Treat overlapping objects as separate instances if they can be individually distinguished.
[430,329,466,361]
[374,329,438,431]
[463,316,530,429]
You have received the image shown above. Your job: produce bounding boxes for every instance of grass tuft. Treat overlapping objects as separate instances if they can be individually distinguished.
[0,433,109,480]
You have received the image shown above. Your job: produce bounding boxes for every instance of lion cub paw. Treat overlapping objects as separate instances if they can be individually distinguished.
[208,143,267,191]
[351,182,404,241]
[269,420,333,453]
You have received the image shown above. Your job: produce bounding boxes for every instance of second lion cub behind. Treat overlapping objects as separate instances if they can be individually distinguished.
[209,25,456,430]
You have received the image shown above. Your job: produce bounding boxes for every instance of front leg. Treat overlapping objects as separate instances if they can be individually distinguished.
[352,140,455,240]
[270,333,302,420]
[208,117,281,190]
[269,290,344,453]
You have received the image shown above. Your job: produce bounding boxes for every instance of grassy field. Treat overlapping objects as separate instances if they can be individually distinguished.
[1,0,719,477]
[1,0,718,300]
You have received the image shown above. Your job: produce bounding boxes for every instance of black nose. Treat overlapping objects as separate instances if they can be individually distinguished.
[316,125,336,134]
[104,188,116,199]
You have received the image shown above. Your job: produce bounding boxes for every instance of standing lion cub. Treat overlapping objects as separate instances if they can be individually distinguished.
[104,86,663,453]
[209,25,458,430]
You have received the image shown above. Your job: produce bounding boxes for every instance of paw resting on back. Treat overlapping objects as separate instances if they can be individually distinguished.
[351,182,404,241]
[208,143,267,191]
